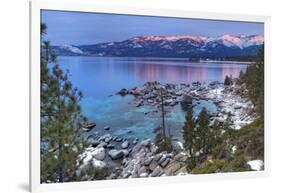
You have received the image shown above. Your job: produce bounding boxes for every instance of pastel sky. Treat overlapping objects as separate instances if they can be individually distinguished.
[41,10,264,46]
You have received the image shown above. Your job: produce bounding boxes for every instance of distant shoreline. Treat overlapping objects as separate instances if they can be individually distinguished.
[198,60,252,64]
[56,55,253,64]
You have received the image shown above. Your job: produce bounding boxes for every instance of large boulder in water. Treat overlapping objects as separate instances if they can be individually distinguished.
[121,141,129,149]
[87,137,100,147]
[117,88,128,96]
[180,95,193,111]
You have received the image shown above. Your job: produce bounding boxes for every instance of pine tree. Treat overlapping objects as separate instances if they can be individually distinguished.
[183,105,195,157]
[224,75,232,86]
[197,107,211,155]
[243,45,264,118]
[238,70,245,85]
[182,105,197,170]
[222,112,236,140]
[153,127,172,153]
[153,87,172,153]
[210,120,222,150]
[40,23,87,183]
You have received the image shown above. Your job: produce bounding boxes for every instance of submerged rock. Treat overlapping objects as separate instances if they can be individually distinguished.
[99,134,112,142]
[117,88,128,96]
[133,138,138,145]
[121,141,129,149]
[115,137,123,142]
[87,138,100,147]
[140,139,151,147]
[83,122,96,132]
[180,95,193,111]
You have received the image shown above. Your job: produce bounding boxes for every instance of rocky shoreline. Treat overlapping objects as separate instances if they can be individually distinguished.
[77,133,187,179]
[117,80,256,130]
[77,80,258,180]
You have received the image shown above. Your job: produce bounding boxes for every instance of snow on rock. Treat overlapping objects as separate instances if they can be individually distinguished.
[176,172,188,176]
[206,84,256,130]
[92,159,107,169]
[247,160,264,171]
[176,141,184,150]
[231,146,237,154]
[76,146,107,176]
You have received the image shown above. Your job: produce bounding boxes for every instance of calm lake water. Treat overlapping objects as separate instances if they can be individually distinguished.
[58,56,248,141]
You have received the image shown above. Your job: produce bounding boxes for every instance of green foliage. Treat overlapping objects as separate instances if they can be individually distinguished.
[188,46,265,174]
[183,107,219,170]
[224,75,232,86]
[240,45,264,117]
[192,149,250,173]
[221,155,248,172]
[77,165,108,181]
[209,120,223,150]
[192,155,249,174]
[237,70,246,85]
[153,127,173,153]
[197,107,211,155]
[41,23,47,36]
[40,23,88,183]
[182,105,196,157]
[192,159,226,174]
[235,118,264,160]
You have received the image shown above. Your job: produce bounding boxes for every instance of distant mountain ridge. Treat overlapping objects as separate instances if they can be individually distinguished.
[52,34,264,58]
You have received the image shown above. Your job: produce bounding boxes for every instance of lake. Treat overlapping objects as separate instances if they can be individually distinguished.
[58,56,248,142]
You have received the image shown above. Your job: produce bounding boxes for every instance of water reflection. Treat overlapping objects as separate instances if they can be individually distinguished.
[58,56,247,98]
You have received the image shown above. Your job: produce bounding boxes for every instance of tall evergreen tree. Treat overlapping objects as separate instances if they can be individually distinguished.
[197,107,211,155]
[183,105,195,157]
[40,23,87,183]
[224,75,232,86]
[210,120,222,150]
[153,87,173,152]
[183,105,197,170]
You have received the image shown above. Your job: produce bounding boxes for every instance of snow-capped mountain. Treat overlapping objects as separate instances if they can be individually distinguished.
[61,44,84,54]
[52,44,85,56]
[53,34,264,58]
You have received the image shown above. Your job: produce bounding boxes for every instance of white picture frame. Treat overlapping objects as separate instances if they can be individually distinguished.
[30,0,271,192]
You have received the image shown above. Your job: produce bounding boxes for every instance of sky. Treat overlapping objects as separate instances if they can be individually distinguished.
[41,10,264,46]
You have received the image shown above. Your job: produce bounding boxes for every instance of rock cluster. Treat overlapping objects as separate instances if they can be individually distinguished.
[117,81,193,110]
[78,134,188,179]
[117,139,188,179]
[203,83,256,129]
[117,81,256,130]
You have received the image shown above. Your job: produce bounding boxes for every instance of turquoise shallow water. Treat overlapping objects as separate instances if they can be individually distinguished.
[57,56,247,141]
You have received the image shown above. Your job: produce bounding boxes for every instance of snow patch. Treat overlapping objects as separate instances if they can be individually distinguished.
[61,44,84,54]
[247,160,264,171]
[232,146,237,154]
